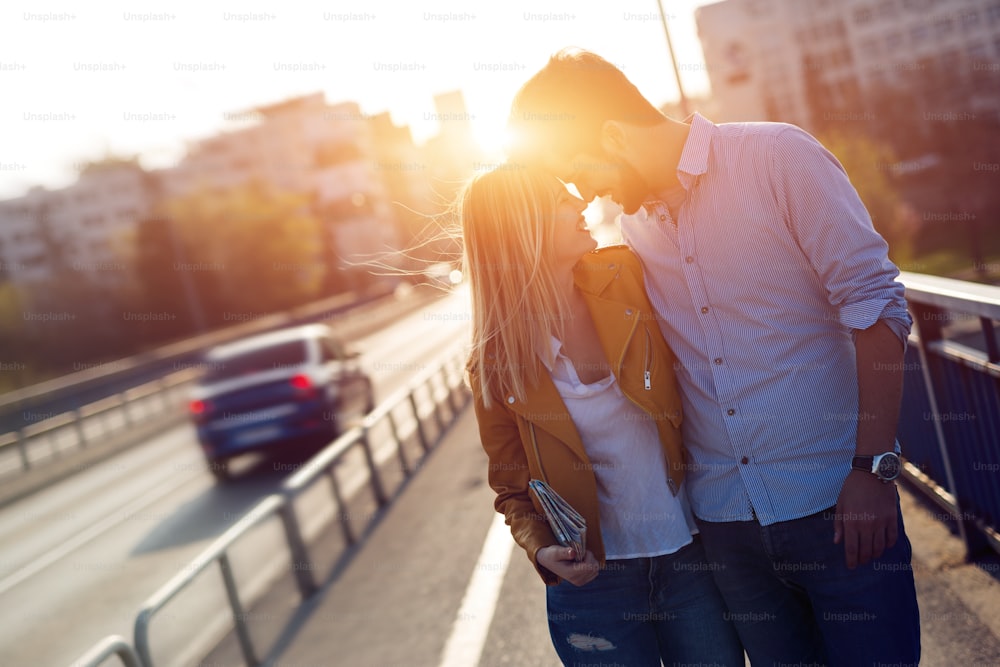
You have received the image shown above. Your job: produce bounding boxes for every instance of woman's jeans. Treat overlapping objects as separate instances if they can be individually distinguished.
[695,501,921,667]
[545,536,745,666]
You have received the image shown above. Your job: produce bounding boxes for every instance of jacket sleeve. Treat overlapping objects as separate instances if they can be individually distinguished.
[470,377,561,585]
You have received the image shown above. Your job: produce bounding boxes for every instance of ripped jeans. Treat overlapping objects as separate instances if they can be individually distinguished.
[545,536,745,666]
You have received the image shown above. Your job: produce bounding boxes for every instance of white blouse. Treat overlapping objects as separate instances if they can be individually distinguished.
[543,337,697,559]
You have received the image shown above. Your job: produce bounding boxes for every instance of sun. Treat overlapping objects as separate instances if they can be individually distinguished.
[469,116,511,161]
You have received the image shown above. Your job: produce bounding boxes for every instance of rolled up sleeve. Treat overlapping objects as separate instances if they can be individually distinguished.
[772,125,912,347]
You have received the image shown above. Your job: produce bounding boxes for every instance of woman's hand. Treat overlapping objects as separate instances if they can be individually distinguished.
[536,545,600,586]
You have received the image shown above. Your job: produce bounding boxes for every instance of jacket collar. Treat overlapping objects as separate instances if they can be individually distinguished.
[572,252,620,296]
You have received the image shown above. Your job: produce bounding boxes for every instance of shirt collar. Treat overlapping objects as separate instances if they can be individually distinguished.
[539,335,564,373]
[675,112,715,190]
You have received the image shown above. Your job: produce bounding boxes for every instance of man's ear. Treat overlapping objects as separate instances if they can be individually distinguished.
[599,120,630,159]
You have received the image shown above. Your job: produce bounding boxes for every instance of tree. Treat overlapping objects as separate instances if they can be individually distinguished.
[156,182,325,319]
[817,132,915,268]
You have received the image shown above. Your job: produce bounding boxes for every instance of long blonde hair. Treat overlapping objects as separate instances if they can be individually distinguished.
[461,166,573,409]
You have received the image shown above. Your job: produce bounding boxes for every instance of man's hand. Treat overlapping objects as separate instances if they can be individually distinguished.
[536,545,600,586]
[833,470,899,569]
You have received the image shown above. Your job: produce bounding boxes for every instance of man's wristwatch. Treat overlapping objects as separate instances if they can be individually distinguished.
[851,452,902,483]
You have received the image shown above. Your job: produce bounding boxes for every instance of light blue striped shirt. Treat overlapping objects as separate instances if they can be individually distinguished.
[621,113,912,526]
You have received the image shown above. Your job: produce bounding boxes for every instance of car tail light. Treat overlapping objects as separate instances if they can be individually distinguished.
[189,399,210,421]
[291,374,319,398]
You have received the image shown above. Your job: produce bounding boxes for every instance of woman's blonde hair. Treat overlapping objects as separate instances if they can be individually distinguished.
[461,166,573,409]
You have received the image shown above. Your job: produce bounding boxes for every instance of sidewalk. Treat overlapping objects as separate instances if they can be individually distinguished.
[201,406,1000,667]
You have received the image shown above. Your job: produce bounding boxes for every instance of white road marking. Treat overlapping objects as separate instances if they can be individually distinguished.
[438,512,515,667]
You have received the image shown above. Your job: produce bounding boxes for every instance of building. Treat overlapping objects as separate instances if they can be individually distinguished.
[696,0,1000,129]
[157,93,406,291]
[0,90,475,300]
[0,158,154,291]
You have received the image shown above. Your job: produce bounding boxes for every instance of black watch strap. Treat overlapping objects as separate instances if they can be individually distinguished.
[851,455,874,473]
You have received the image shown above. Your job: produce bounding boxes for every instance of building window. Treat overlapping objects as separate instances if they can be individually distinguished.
[935,17,955,36]
[987,3,1000,24]
[875,0,897,20]
[886,31,905,50]
[961,11,980,30]
[854,6,874,24]
[911,23,931,42]
[859,38,881,57]
[968,42,988,60]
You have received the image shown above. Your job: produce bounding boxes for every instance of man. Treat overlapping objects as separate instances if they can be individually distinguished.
[506,48,919,666]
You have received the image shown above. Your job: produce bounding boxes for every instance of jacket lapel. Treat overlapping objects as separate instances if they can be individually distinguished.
[504,358,590,463]
[574,258,643,381]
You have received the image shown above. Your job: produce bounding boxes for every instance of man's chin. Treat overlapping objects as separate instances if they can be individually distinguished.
[618,195,646,216]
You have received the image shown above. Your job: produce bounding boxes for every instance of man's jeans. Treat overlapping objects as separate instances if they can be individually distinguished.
[695,498,920,667]
[546,536,745,666]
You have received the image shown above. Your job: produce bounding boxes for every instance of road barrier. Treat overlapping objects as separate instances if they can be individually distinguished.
[0,371,195,479]
[896,271,1000,559]
[69,343,470,667]
[69,635,142,667]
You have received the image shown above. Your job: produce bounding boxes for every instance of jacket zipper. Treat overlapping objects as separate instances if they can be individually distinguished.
[643,327,652,391]
[621,320,677,495]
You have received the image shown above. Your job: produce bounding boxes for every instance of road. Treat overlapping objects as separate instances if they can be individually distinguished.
[0,287,472,667]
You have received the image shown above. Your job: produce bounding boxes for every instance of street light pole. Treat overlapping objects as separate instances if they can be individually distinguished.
[656,0,691,117]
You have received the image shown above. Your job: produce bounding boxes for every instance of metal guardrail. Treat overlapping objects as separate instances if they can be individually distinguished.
[0,371,194,478]
[113,344,470,667]
[69,635,142,667]
[897,271,1000,559]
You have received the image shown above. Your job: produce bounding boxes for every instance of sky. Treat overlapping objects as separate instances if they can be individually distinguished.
[0,0,716,200]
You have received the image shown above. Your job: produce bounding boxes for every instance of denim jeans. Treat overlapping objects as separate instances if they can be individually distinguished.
[545,536,745,666]
[695,498,920,667]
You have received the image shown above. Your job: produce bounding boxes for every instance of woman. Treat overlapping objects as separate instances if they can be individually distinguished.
[462,165,744,666]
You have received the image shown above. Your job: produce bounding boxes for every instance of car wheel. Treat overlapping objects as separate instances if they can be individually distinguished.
[208,458,230,482]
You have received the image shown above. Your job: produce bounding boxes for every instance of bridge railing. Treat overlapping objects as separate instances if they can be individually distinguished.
[897,271,1000,559]
[0,370,195,479]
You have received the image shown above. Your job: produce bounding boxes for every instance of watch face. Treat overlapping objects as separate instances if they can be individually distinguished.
[877,454,901,480]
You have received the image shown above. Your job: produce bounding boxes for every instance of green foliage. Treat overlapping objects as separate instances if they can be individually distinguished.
[156,182,325,319]
[816,132,914,268]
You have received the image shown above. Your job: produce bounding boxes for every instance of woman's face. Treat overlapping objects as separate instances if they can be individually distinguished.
[548,181,596,272]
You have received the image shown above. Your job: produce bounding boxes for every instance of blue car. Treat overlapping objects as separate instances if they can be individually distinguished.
[189,324,374,481]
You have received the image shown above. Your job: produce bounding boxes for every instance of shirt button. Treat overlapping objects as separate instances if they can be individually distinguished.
[507,396,515,404]
[741,456,749,465]
[625,308,633,316]
[660,214,667,222]
[685,256,694,264]
[727,409,735,416]
[714,358,723,365]
[700,307,709,314]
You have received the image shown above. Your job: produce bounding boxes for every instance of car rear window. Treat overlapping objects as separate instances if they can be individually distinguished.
[204,340,309,382]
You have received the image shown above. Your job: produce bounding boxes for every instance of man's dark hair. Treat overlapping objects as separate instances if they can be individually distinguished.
[507,48,665,163]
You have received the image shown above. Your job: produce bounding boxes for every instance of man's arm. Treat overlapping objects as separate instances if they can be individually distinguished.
[771,125,912,568]
[834,319,904,568]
